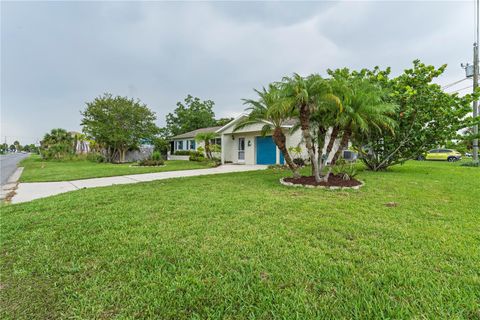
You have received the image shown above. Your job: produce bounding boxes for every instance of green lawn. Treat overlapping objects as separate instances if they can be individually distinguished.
[1,161,479,319]
[19,155,213,182]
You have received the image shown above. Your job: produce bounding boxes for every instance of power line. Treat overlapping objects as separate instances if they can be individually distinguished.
[442,77,469,89]
[446,85,473,94]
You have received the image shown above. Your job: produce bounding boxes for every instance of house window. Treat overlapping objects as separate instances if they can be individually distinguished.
[189,140,195,150]
[210,138,221,146]
[177,140,184,150]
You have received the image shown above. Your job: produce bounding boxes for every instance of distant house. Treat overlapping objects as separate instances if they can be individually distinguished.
[169,126,222,155]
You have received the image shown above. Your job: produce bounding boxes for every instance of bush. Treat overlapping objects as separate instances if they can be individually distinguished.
[189,154,206,162]
[138,158,165,166]
[209,157,221,167]
[293,158,305,167]
[174,150,192,156]
[151,151,162,161]
[333,159,358,180]
[87,152,106,163]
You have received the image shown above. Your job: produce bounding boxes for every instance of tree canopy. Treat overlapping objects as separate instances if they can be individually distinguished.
[81,93,159,163]
[165,95,233,137]
[350,60,479,170]
[166,95,216,137]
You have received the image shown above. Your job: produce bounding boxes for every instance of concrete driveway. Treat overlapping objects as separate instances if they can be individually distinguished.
[11,164,268,204]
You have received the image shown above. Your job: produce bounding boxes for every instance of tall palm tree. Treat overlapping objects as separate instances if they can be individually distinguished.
[195,132,217,159]
[235,84,300,178]
[280,74,340,182]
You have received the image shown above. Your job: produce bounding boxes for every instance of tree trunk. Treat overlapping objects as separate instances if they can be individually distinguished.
[205,141,211,159]
[299,104,320,182]
[319,126,339,174]
[272,128,300,178]
[118,148,127,163]
[330,129,351,166]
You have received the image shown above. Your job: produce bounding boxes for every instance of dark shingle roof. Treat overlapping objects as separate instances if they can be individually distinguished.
[171,126,223,139]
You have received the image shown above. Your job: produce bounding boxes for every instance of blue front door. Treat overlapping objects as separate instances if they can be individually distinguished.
[256,136,278,165]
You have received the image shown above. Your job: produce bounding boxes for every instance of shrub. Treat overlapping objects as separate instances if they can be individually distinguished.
[333,159,358,180]
[209,157,221,167]
[174,150,191,156]
[151,151,162,161]
[138,158,164,166]
[87,152,106,163]
[189,154,206,162]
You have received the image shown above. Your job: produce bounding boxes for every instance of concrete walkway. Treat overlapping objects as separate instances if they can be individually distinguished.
[11,164,267,204]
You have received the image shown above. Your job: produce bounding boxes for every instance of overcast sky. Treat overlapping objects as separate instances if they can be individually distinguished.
[1,1,476,144]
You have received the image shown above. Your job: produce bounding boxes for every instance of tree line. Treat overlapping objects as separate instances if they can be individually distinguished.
[38,94,231,162]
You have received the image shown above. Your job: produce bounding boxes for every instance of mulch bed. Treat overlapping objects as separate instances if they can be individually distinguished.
[284,174,362,187]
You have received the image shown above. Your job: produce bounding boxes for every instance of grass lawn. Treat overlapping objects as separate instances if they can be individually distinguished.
[1,161,479,319]
[19,155,213,182]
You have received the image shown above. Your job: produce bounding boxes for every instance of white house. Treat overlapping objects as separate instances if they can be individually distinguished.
[169,126,222,160]
[168,114,349,165]
[216,114,306,165]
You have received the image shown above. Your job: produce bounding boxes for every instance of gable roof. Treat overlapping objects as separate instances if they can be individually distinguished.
[171,126,223,140]
[215,113,298,134]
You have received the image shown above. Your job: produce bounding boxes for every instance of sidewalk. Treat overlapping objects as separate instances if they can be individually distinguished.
[11,165,267,204]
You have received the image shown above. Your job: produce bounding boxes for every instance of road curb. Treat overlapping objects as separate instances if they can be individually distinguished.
[1,167,24,202]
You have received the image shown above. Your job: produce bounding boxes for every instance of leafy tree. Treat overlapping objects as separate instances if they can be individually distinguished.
[0,143,8,154]
[236,84,300,178]
[81,93,159,163]
[353,60,478,171]
[13,140,21,152]
[40,128,74,160]
[26,144,38,153]
[215,117,234,127]
[9,145,16,152]
[195,131,218,160]
[166,95,216,136]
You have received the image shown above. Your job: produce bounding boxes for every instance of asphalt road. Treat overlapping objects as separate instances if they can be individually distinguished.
[0,153,29,186]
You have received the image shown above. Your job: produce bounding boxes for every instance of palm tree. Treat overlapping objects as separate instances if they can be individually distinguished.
[235,84,300,178]
[195,132,217,159]
[323,78,396,181]
[280,74,341,182]
[41,128,74,159]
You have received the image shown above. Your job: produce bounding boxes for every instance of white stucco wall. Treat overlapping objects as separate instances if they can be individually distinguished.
[220,122,308,165]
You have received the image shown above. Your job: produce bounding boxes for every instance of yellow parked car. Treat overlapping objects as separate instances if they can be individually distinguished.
[418,149,462,162]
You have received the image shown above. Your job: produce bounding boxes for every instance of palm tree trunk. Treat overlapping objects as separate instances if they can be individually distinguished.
[205,141,211,159]
[299,104,320,182]
[331,129,351,166]
[319,126,339,174]
[320,128,347,183]
[272,128,299,178]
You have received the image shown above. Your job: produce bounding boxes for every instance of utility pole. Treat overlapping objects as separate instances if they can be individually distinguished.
[473,0,479,163]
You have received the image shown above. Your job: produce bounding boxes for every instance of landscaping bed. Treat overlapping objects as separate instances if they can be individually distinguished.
[283,174,362,188]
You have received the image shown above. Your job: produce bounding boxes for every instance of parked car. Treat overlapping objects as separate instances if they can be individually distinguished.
[417,149,462,162]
